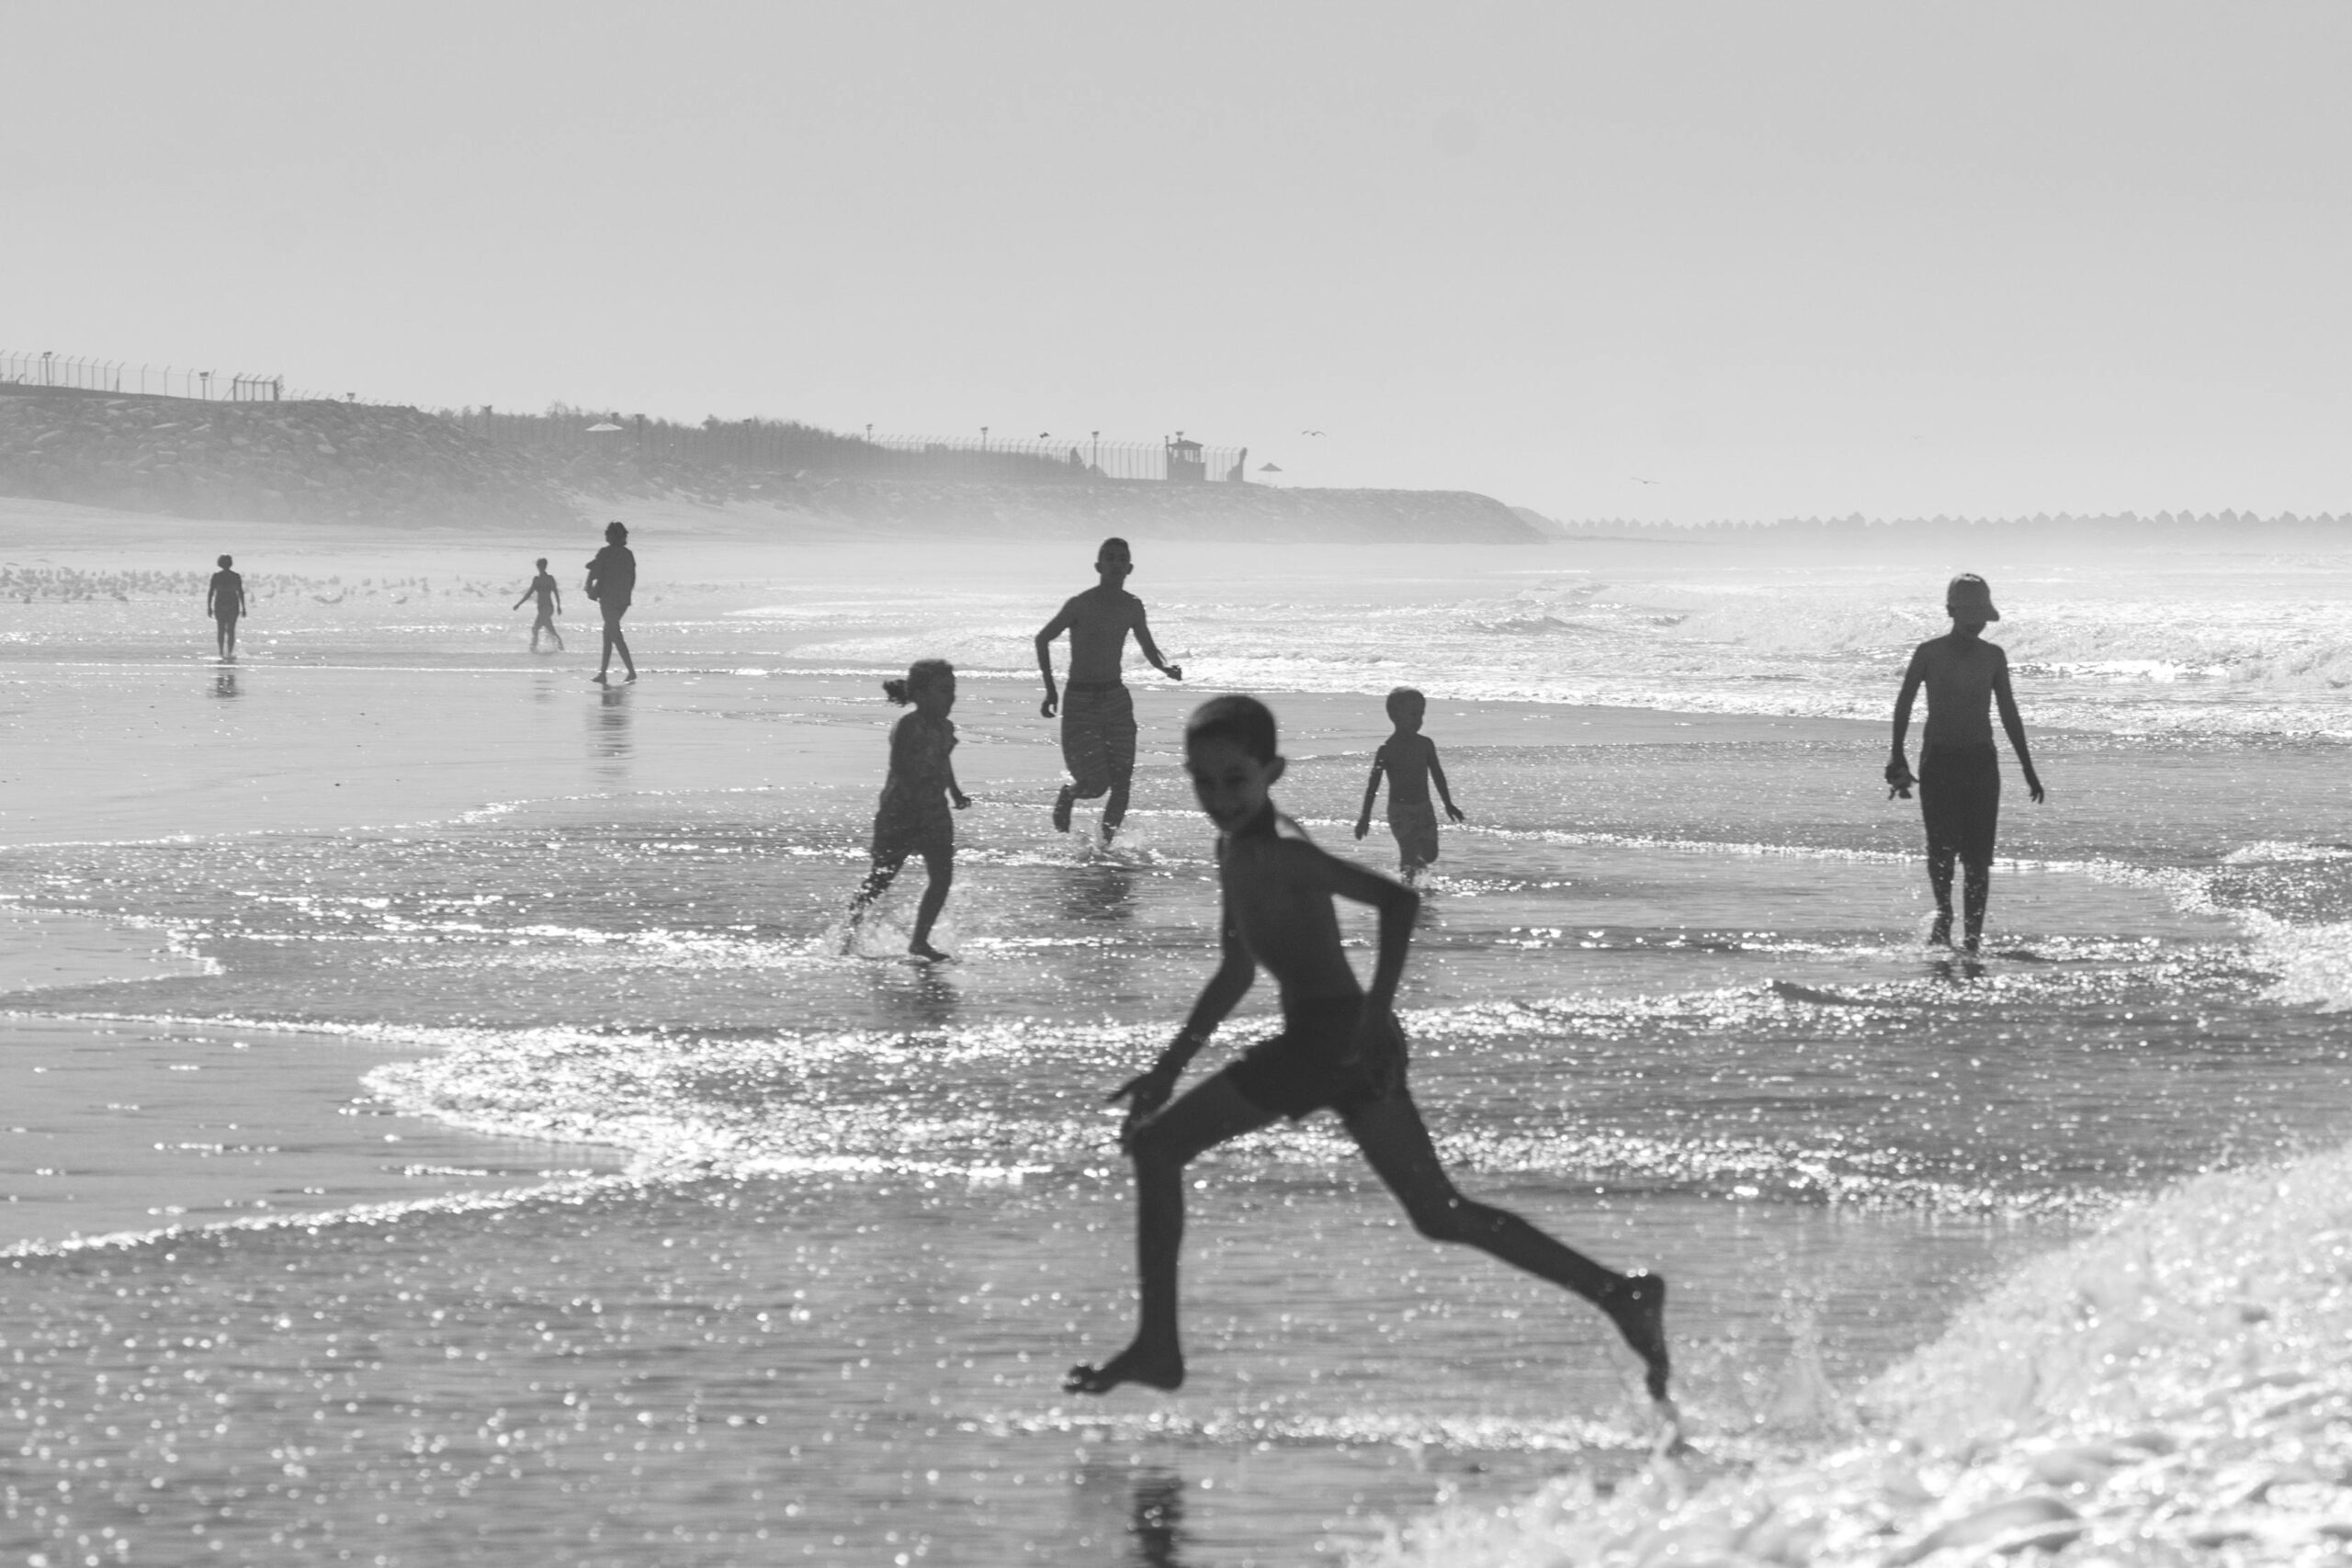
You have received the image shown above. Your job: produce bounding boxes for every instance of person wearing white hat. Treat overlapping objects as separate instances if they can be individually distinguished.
[1884,574,2045,952]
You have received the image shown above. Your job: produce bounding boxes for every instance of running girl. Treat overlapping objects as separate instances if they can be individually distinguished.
[848,659,971,961]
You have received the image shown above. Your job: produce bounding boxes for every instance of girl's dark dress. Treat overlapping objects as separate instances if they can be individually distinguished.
[871,711,956,860]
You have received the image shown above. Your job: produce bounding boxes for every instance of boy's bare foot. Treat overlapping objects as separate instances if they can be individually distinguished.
[1063,1341,1184,1395]
[592,671,609,684]
[908,939,950,962]
[624,671,638,682]
[1101,823,1119,846]
[1052,785,1075,832]
[1928,912,1952,946]
[1600,1270,1671,1402]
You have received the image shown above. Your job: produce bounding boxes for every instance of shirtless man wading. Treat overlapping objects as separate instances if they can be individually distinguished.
[1035,537,1185,842]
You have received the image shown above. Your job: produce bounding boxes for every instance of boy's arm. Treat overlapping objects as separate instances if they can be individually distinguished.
[1428,744,1464,820]
[1034,602,1072,716]
[1992,653,2044,803]
[513,587,531,609]
[1112,905,1253,1123]
[552,584,562,614]
[1886,646,1926,795]
[1315,846,1419,1018]
[1355,750,1385,839]
[1130,604,1182,682]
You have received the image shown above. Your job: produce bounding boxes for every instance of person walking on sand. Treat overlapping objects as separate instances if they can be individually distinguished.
[514,557,565,652]
[583,522,637,683]
[1885,573,2045,953]
[205,554,247,660]
[1354,686,1465,885]
[1035,537,1185,844]
[847,659,972,961]
[1066,695,1673,1416]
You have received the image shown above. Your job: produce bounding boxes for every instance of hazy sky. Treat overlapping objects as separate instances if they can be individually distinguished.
[7,3,2348,520]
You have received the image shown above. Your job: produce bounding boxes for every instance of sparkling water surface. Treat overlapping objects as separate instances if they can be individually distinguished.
[0,540,2346,1564]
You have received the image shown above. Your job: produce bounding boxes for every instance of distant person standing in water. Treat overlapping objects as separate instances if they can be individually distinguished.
[514,557,564,652]
[205,554,247,660]
[583,522,637,684]
[847,659,971,961]
[1035,537,1185,843]
[1355,686,1465,884]
[1885,573,2045,953]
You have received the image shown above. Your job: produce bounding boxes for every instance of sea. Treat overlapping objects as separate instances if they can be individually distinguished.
[1,533,2348,1565]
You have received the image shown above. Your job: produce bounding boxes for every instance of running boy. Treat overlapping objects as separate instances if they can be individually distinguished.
[847,659,971,961]
[1885,573,2046,952]
[205,554,247,659]
[1066,695,1671,1408]
[1354,686,1464,883]
[513,557,564,652]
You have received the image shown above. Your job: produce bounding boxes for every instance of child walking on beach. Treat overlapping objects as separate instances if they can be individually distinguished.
[205,554,247,660]
[1885,573,2045,952]
[1066,695,1672,1411]
[1354,686,1464,883]
[514,558,564,652]
[848,659,971,962]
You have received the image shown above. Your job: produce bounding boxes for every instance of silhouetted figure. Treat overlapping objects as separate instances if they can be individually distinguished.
[1035,537,1183,843]
[583,522,637,683]
[1066,696,1672,1416]
[848,660,971,962]
[205,554,247,660]
[514,557,564,652]
[1886,574,2046,952]
[1355,686,1465,884]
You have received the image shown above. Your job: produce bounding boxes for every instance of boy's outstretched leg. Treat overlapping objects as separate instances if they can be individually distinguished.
[1341,1089,1672,1401]
[1067,1074,1279,1395]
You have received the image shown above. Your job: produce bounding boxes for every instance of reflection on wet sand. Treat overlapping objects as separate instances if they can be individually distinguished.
[209,667,239,701]
[589,685,631,781]
[1059,859,1137,926]
[865,957,962,1031]
[1125,1469,1192,1568]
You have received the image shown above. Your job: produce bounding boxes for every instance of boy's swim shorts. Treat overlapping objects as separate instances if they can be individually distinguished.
[1226,998,1406,1121]
[1388,801,1441,867]
[1919,743,2000,868]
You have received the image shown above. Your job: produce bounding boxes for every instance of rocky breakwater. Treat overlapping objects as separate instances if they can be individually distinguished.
[0,389,572,529]
[810,476,1543,544]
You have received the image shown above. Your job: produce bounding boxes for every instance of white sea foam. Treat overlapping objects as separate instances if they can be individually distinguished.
[1358,1140,2352,1566]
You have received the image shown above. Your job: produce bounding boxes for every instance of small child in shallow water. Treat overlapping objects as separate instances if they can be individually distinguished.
[1355,686,1464,884]
[848,659,971,961]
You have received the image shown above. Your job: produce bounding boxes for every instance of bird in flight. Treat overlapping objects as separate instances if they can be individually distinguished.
[1301,429,1326,436]
[1632,476,1661,486]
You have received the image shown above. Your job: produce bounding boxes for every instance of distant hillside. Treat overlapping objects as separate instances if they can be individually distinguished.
[0,388,1539,544]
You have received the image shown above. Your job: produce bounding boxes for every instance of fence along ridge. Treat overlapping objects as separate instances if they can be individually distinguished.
[0,348,336,403]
